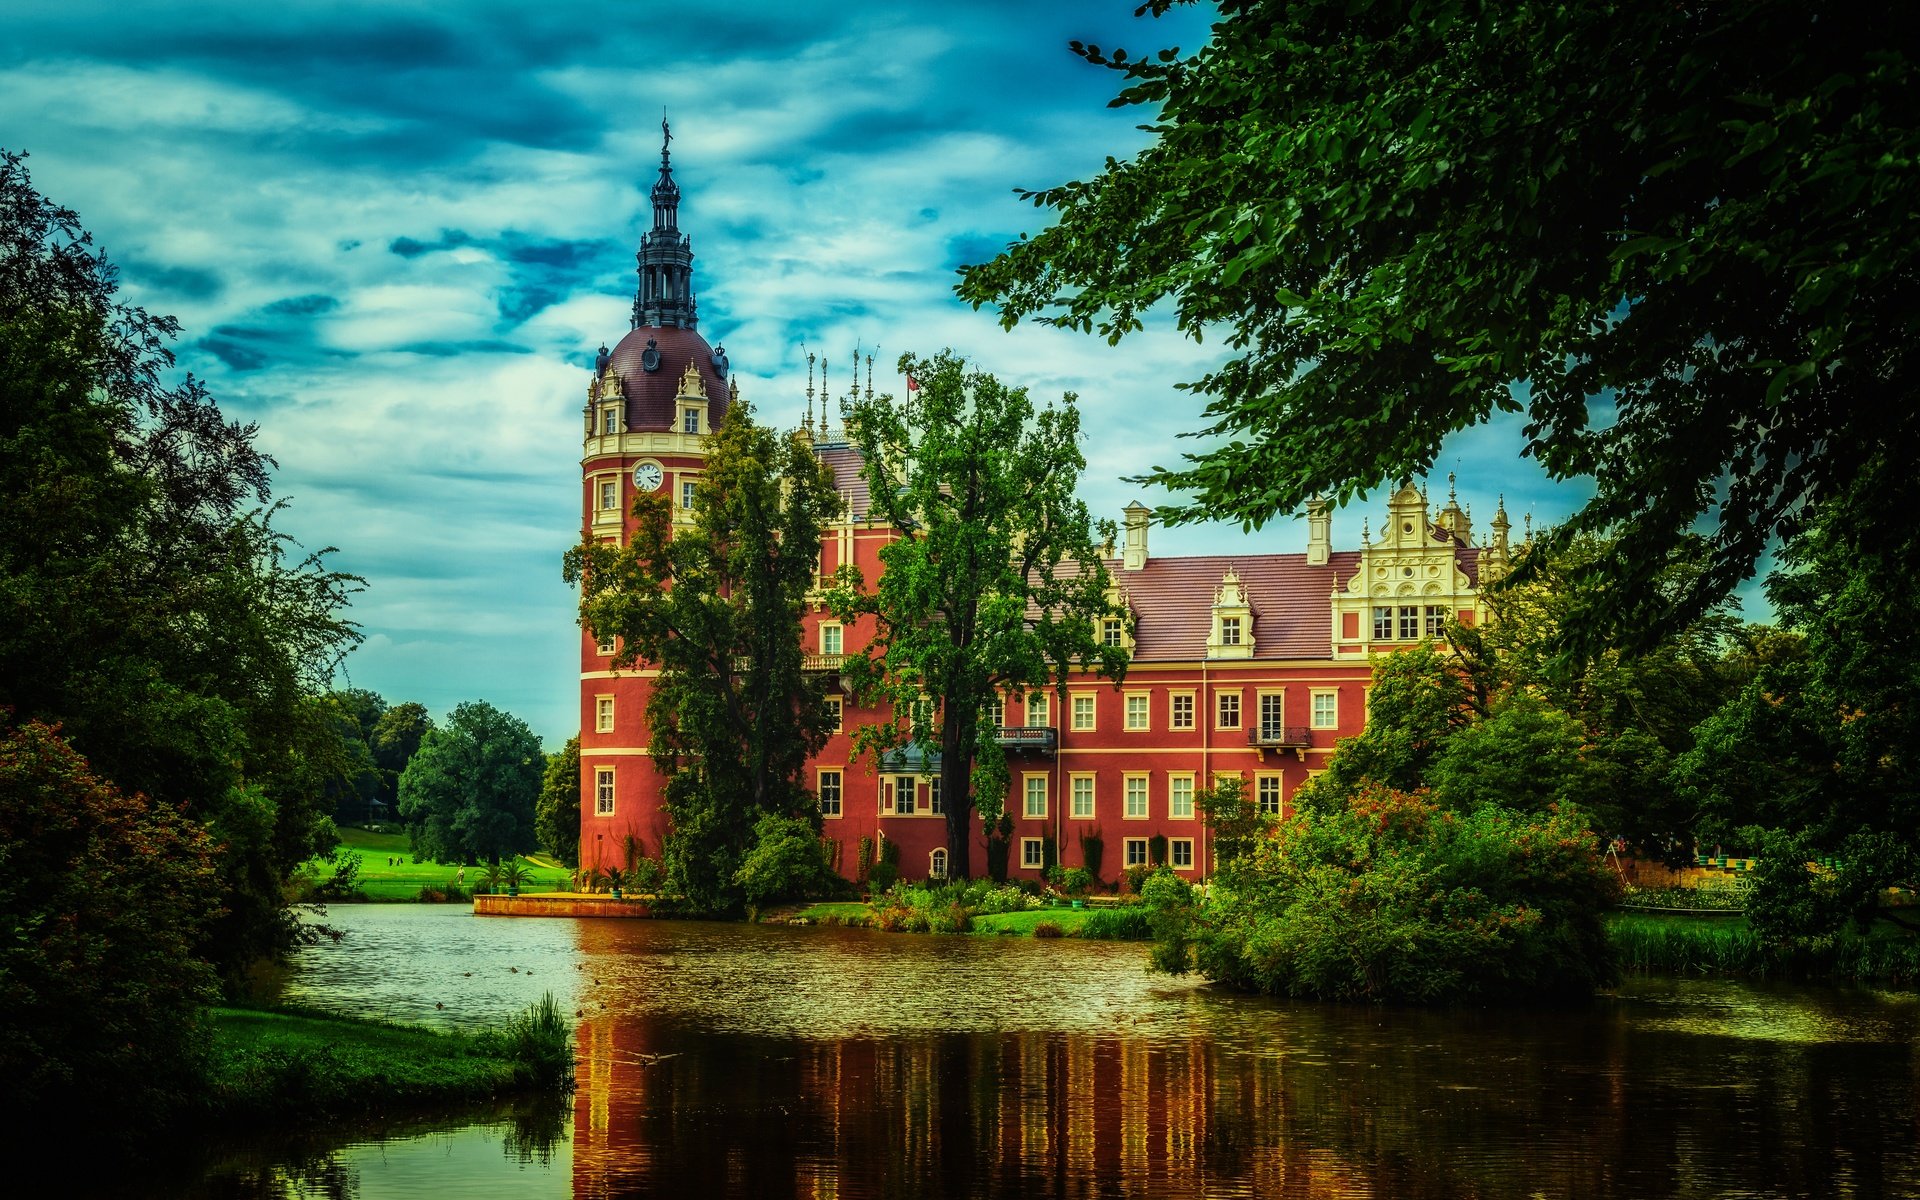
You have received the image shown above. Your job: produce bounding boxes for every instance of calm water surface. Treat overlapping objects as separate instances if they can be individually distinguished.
[153,905,1920,1199]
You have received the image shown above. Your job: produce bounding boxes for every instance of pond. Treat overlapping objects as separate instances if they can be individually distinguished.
[151,905,1919,1198]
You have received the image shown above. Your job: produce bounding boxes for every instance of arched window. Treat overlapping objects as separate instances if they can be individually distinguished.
[929,848,949,879]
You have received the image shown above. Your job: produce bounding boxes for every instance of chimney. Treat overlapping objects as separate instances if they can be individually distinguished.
[1306,495,1331,566]
[1122,502,1150,571]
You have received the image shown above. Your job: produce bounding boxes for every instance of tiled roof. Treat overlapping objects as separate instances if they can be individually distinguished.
[814,444,872,520]
[1108,552,1362,660]
[608,324,730,431]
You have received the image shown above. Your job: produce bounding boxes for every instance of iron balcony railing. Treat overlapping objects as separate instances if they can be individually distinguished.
[1247,725,1312,748]
[992,725,1057,755]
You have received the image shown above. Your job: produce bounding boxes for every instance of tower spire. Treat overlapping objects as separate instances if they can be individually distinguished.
[632,119,697,330]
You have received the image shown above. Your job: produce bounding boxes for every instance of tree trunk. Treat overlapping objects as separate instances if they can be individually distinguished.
[942,708,973,879]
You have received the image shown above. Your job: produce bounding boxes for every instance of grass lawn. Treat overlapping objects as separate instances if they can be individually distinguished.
[204,1001,569,1119]
[324,827,573,901]
[970,908,1094,936]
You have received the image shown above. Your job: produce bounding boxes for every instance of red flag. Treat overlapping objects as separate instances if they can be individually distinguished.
[905,374,919,392]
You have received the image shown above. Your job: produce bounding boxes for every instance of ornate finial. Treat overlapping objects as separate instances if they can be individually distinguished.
[865,352,874,402]
[1524,512,1533,539]
[661,113,672,165]
[1448,471,1457,501]
[822,356,829,412]
[1362,517,1370,546]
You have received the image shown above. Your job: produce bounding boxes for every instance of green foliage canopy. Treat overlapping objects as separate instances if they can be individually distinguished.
[829,351,1129,879]
[566,401,842,911]
[535,735,581,867]
[958,0,1920,654]
[398,701,542,866]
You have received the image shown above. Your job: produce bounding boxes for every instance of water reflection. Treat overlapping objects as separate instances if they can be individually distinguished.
[166,909,1920,1199]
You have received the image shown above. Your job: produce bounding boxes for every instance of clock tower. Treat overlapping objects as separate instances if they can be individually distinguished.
[577,124,736,872]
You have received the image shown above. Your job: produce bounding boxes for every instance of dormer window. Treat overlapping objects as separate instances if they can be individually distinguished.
[1220,616,1242,646]
[683,407,700,434]
[1102,618,1125,648]
[601,407,620,436]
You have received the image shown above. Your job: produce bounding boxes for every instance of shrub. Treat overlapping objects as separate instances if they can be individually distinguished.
[481,992,575,1092]
[732,813,834,906]
[1078,826,1105,880]
[0,718,222,1135]
[1060,866,1096,896]
[1123,864,1152,895]
[868,860,901,892]
[1033,921,1065,938]
[1164,783,1620,1003]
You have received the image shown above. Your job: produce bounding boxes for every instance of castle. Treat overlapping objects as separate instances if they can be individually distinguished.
[575,135,1514,883]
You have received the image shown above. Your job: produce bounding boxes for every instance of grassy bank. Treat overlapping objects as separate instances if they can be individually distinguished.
[200,995,572,1124]
[788,897,1153,940]
[1606,912,1920,986]
[321,827,572,901]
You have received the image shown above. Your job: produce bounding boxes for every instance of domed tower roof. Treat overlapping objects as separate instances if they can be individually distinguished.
[607,325,731,430]
[597,119,732,430]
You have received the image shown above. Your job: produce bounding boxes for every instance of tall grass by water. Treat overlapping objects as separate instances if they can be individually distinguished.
[1608,913,1920,985]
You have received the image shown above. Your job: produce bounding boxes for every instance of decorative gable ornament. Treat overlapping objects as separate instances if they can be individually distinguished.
[1207,567,1256,659]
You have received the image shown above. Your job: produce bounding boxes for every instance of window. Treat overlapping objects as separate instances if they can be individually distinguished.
[1124,838,1149,867]
[599,479,618,511]
[682,407,700,434]
[1258,692,1286,740]
[1124,774,1149,819]
[884,775,918,816]
[821,623,843,655]
[1028,693,1050,727]
[1070,774,1096,819]
[929,776,944,815]
[819,770,842,817]
[1217,692,1241,730]
[1071,694,1096,731]
[1399,605,1420,640]
[601,407,618,436]
[930,848,948,878]
[1024,775,1047,819]
[1257,775,1283,816]
[1102,618,1125,647]
[986,696,1006,730]
[595,767,615,816]
[681,479,697,510]
[823,695,843,733]
[596,634,615,655]
[1125,692,1150,731]
[1312,690,1338,729]
[596,695,614,733]
[1170,693,1195,730]
[1021,839,1045,869]
[1373,606,1394,639]
[1425,604,1447,638]
[1220,615,1242,646]
[1170,839,1195,869]
[1170,775,1194,819]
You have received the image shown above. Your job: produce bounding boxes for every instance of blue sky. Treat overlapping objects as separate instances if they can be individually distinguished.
[6,0,1599,745]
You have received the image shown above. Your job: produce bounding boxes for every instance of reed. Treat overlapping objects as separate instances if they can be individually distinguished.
[1607,913,1920,984]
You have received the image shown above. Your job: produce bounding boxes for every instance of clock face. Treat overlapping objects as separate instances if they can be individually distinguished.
[632,462,663,492]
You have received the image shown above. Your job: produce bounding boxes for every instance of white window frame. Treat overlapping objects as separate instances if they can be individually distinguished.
[824,695,843,733]
[889,775,917,816]
[1124,691,1150,732]
[1170,838,1195,869]
[681,479,697,510]
[1257,691,1286,740]
[599,479,619,511]
[1220,615,1242,646]
[1425,604,1447,638]
[682,406,700,434]
[1373,606,1395,640]
[821,623,843,655]
[1123,773,1149,820]
[1311,689,1338,730]
[594,767,615,816]
[1102,617,1125,647]
[819,769,843,817]
[596,633,615,656]
[929,776,944,815]
[986,696,1006,730]
[1021,838,1045,869]
[1023,773,1047,819]
[595,694,614,733]
[1070,773,1096,819]
[1217,691,1241,730]
[1124,838,1149,867]
[1071,693,1097,731]
[930,848,948,878]
[1169,773,1195,820]
[1256,774,1283,817]
[1028,693,1051,727]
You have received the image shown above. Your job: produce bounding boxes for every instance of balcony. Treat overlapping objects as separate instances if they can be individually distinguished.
[801,653,846,674]
[1248,725,1312,760]
[993,725,1057,756]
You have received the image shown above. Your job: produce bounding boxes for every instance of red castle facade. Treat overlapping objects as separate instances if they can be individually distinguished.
[577,139,1514,884]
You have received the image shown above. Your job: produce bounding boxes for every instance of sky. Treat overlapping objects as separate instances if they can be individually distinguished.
[6,0,1599,746]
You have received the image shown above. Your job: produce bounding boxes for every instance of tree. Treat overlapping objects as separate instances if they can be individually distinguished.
[0,716,221,1136]
[958,1,1920,656]
[0,148,360,980]
[535,736,581,867]
[565,401,842,911]
[828,351,1129,879]
[370,700,434,814]
[321,688,386,824]
[397,701,542,866]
